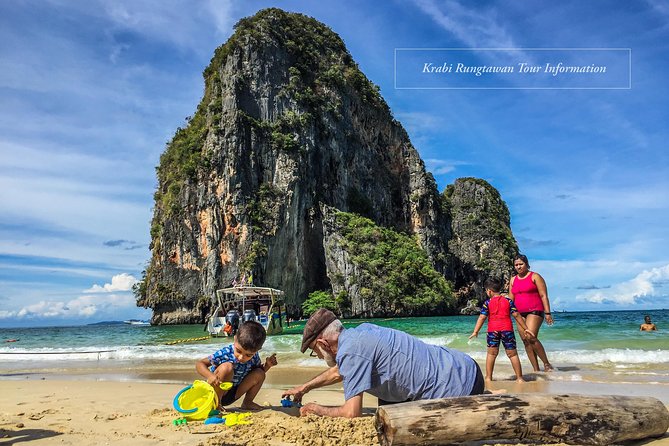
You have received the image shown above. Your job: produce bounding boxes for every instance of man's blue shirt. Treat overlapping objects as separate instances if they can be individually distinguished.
[336,323,477,402]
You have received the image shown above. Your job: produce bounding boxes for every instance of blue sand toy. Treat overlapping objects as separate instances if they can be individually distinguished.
[280,398,302,408]
[204,416,226,425]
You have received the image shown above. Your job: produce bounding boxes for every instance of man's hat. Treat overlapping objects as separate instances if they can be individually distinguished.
[300,308,337,353]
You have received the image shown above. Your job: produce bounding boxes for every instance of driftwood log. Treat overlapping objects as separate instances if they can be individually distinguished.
[375,393,669,445]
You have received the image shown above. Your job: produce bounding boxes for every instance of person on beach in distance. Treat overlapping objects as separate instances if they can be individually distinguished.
[281,308,485,418]
[640,315,657,331]
[195,320,278,410]
[508,254,555,372]
[470,277,535,382]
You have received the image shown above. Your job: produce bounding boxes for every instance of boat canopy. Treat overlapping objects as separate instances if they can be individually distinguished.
[209,286,286,337]
[215,287,285,308]
[216,286,284,299]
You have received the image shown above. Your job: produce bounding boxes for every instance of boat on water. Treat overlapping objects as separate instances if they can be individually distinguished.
[123,319,150,325]
[206,286,286,337]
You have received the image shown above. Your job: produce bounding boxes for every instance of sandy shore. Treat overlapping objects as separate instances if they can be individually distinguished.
[1,364,669,445]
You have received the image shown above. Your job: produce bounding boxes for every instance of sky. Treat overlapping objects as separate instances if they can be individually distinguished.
[1,0,668,327]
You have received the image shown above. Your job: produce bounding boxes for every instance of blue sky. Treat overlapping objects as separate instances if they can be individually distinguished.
[1,0,668,327]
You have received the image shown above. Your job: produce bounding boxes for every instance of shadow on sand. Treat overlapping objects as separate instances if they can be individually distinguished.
[0,428,62,445]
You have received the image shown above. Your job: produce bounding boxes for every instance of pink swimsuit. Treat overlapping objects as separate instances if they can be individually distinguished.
[511,272,544,313]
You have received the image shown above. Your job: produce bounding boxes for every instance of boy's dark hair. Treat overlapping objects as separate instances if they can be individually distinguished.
[236,321,266,351]
[484,277,503,293]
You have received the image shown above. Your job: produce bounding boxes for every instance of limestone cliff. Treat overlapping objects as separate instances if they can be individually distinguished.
[321,205,455,318]
[135,8,517,323]
[444,178,519,312]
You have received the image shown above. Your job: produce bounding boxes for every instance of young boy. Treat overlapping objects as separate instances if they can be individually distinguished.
[469,277,535,382]
[196,320,277,410]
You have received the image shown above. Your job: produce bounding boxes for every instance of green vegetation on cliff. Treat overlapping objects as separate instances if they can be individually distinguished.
[442,177,518,274]
[334,211,455,315]
[302,290,336,316]
[154,85,216,220]
[152,7,388,226]
[232,8,385,108]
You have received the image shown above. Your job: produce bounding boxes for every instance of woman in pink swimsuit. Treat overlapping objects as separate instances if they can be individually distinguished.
[508,255,554,372]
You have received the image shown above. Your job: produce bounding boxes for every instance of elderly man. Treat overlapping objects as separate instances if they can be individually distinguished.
[282,308,484,418]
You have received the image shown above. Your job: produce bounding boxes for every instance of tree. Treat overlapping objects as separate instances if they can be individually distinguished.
[302,290,336,316]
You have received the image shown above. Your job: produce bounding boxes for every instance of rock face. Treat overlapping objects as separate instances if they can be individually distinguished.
[136,9,518,323]
[445,178,519,309]
[321,205,455,318]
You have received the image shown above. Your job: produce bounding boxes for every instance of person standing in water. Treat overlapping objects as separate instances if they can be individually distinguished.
[508,254,554,372]
[640,315,657,331]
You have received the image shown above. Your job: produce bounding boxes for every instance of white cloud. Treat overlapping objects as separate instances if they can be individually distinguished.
[0,273,140,321]
[85,273,139,293]
[646,0,669,18]
[425,158,470,175]
[395,112,445,134]
[205,0,236,36]
[576,264,669,305]
[511,183,669,216]
[17,301,67,318]
[0,292,137,320]
[0,170,152,244]
[102,0,235,51]
[412,0,516,49]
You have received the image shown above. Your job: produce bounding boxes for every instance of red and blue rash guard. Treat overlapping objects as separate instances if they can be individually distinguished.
[481,295,518,332]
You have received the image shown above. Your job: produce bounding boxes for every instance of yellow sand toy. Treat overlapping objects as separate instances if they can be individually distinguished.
[172,380,233,421]
[224,412,253,426]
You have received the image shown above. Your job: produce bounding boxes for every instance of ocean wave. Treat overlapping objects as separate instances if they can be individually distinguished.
[547,349,669,365]
[2,344,668,367]
[461,348,669,366]
[415,334,461,347]
[0,343,317,364]
[549,374,666,386]
[0,345,213,362]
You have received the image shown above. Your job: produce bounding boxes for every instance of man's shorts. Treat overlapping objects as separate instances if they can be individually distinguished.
[486,330,517,350]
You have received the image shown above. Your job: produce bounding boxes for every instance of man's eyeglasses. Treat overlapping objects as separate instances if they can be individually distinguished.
[309,348,318,357]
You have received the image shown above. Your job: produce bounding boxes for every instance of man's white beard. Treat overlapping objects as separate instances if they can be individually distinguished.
[322,350,336,367]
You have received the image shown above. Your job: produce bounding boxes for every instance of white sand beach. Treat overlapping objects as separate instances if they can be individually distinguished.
[1,364,668,446]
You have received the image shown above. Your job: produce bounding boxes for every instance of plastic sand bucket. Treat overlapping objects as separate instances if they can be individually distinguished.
[173,380,218,421]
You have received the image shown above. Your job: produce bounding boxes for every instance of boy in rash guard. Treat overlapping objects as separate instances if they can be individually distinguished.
[470,277,535,382]
[196,321,277,410]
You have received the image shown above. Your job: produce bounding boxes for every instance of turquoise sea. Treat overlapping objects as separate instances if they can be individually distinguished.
[1,309,668,385]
